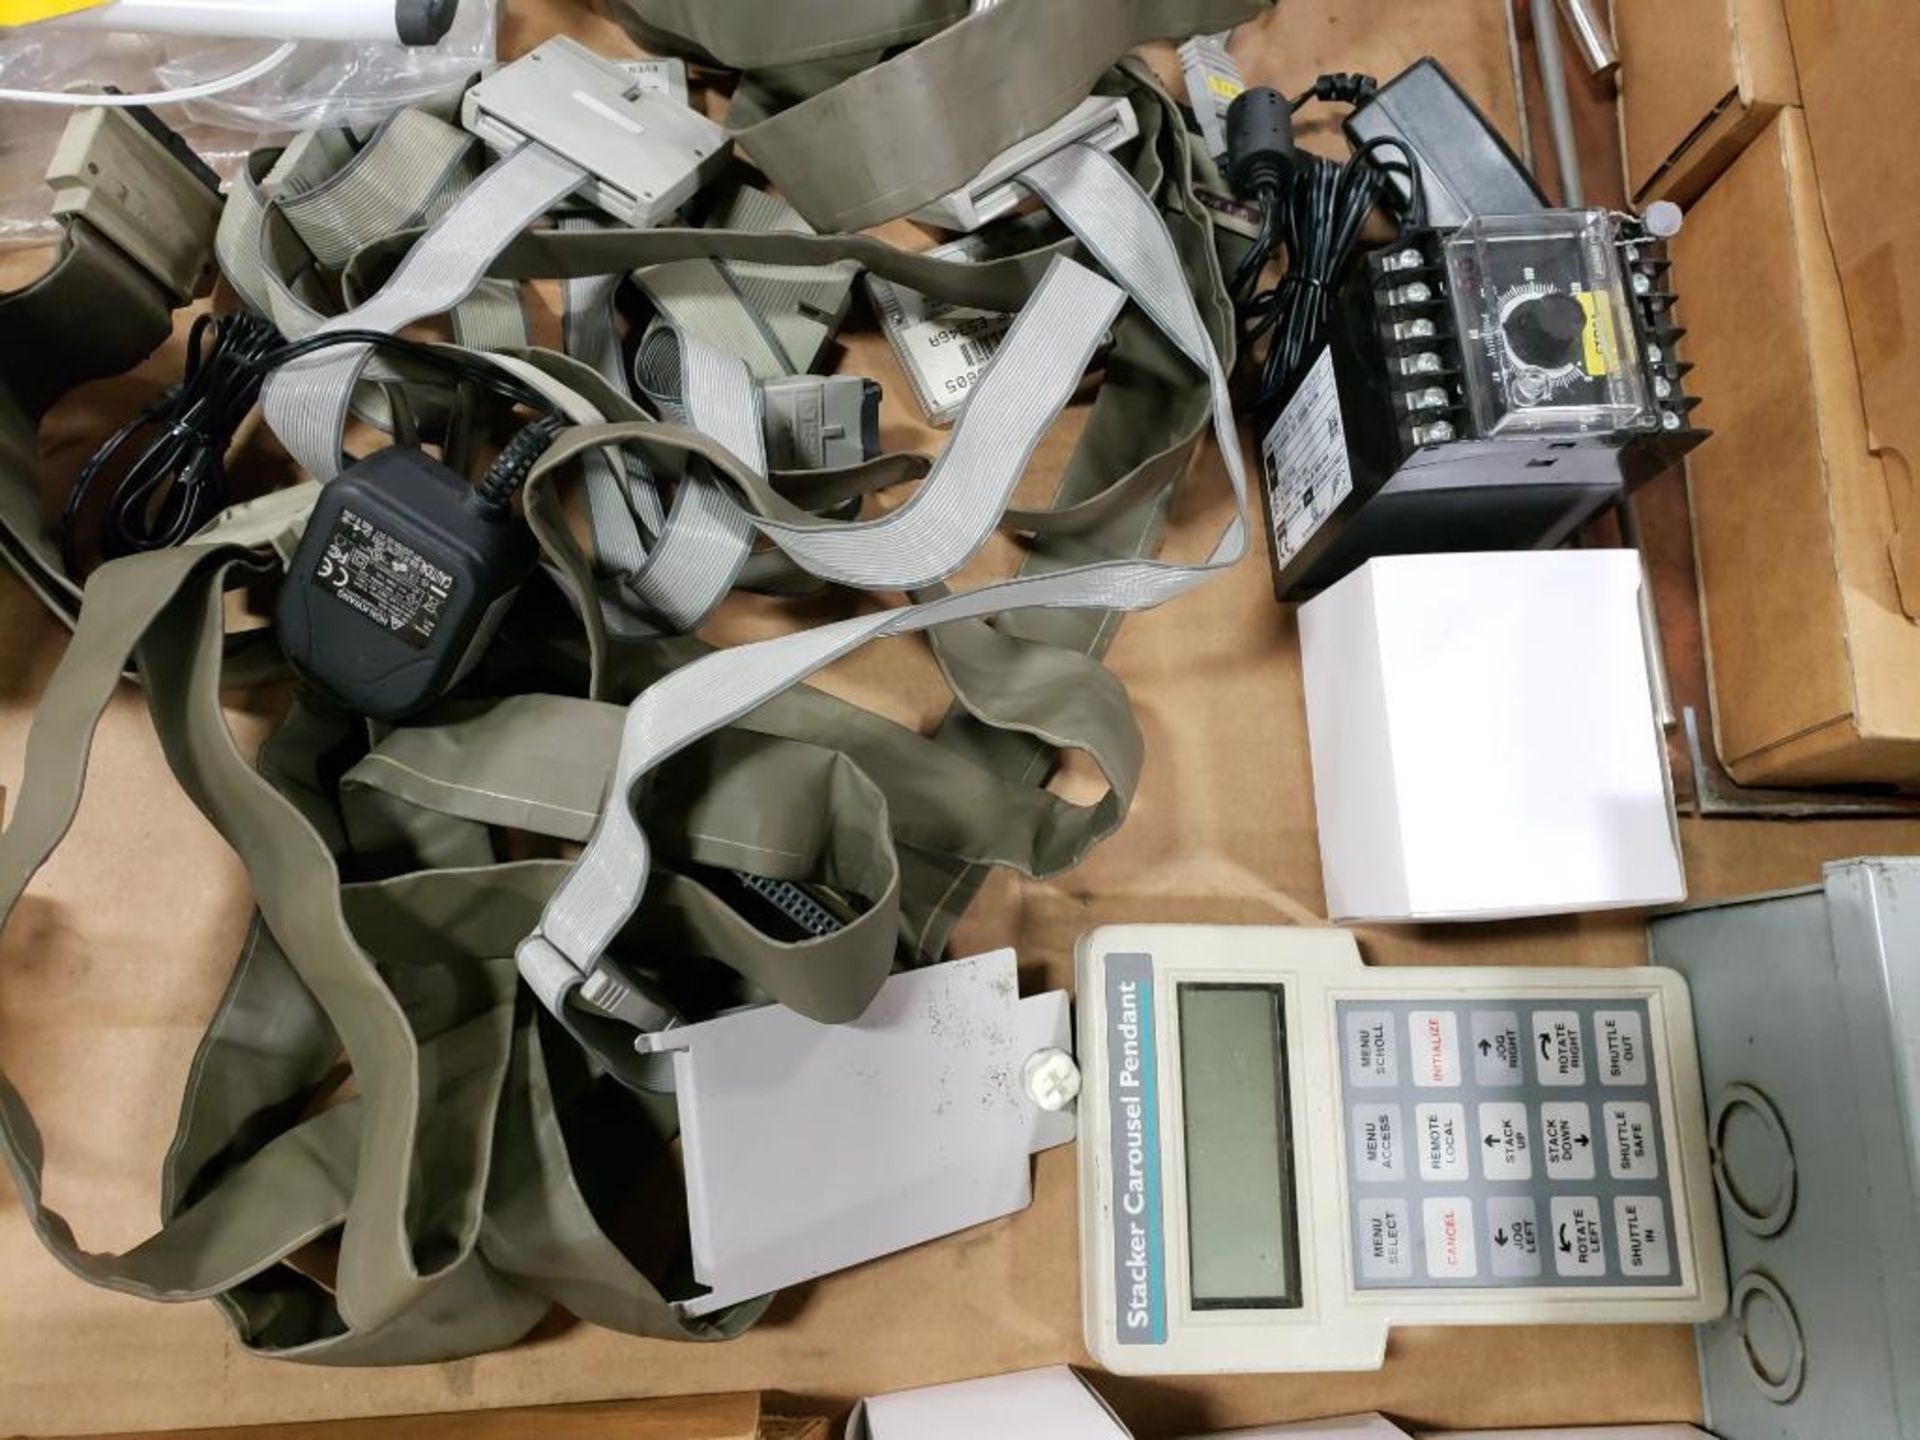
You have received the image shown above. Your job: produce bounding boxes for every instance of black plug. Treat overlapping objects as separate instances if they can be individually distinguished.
[1225,86,1297,200]
[275,423,558,722]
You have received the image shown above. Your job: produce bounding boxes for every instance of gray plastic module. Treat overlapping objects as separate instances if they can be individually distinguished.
[1650,858,1920,1440]
[912,95,1139,233]
[634,950,1073,1318]
[462,36,728,227]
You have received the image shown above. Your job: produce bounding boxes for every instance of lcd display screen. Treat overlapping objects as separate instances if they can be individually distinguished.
[1178,984,1302,1309]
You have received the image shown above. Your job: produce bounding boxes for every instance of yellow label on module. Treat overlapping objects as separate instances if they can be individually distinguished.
[1575,291,1616,378]
[1207,73,1245,103]
[0,0,111,22]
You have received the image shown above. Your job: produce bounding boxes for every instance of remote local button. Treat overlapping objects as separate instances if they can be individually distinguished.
[1409,1010,1461,1088]
[1532,1010,1587,1086]
[1472,1010,1525,1087]
[1604,1101,1660,1180]
[1595,1010,1648,1086]
[1422,1197,1478,1279]
[1351,1104,1406,1182]
[1416,1102,1469,1181]
[1487,1195,1543,1278]
[1550,1196,1607,1277]
[1477,1101,1534,1181]
[1542,1101,1597,1180]
[1357,1197,1413,1279]
[1614,1196,1672,1278]
[1345,1010,1399,1088]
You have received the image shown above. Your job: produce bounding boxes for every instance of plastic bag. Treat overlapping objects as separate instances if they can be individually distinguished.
[0,3,498,248]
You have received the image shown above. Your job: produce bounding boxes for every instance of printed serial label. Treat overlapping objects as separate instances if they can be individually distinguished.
[1106,952,1166,1345]
[1261,346,1353,570]
[865,235,1011,425]
[314,509,454,650]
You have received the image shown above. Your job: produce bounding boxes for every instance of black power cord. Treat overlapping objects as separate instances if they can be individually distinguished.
[61,310,561,574]
[1223,74,1427,416]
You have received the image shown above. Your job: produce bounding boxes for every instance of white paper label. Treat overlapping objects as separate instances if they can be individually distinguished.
[865,236,1011,425]
[1260,345,1353,569]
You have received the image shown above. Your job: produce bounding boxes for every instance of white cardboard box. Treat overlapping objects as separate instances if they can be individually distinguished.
[1297,552,1685,923]
[847,1366,1130,1439]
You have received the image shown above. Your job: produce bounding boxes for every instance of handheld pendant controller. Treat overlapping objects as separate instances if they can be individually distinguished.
[1075,925,1726,1374]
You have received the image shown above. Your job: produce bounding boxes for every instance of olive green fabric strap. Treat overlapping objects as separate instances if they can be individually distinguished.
[0,219,182,625]
[0,529,759,1361]
[609,0,1270,229]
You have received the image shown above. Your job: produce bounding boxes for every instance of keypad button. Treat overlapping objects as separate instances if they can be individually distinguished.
[1541,1102,1597,1180]
[1350,1104,1406,1182]
[1408,1010,1461,1088]
[1476,1102,1534,1181]
[1550,1196,1608,1277]
[1422,1197,1478,1279]
[1345,1010,1399,1088]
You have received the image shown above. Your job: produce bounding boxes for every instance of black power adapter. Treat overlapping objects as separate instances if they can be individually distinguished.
[276,424,555,721]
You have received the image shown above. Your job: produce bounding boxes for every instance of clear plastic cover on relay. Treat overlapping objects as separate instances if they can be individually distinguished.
[1443,209,1655,438]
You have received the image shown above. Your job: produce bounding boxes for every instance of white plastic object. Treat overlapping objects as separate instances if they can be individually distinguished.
[1643,199,1684,239]
[0,39,293,105]
[633,949,1074,1318]
[1025,1048,1083,1111]
[1298,551,1685,923]
[27,0,423,44]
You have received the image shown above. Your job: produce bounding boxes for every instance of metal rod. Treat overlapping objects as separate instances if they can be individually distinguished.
[1616,495,1677,730]
[1555,0,1620,77]
[1530,0,1585,207]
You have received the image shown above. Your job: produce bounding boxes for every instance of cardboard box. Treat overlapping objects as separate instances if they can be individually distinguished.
[847,1367,1130,1439]
[1613,0,1799,207]
[55,1397,825,1440]
[1298,551,1685,922]
[1783,0,1920,629]
[1184,1418,1410,1439]
[1678,109,1920,786]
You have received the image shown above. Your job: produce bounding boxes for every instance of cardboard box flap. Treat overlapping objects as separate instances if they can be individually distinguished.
[1675,110,1861,767]
[1787,0,1920,615]
[1616,0,1798,203]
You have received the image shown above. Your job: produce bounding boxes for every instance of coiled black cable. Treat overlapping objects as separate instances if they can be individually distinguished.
[1224,74,1427,417]
[62,311,560,573]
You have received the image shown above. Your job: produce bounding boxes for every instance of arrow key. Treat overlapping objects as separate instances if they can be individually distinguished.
[1487,1195,1542,1278]
[1471,1010,1524,1087]
[1541,1101,1597,1180]
[1476,1101,1533,1180]
[1551,1196,1608,1277]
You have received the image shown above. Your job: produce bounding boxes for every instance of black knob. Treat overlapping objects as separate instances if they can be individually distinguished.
[397,0,460,45]
[1505,292,1587,369]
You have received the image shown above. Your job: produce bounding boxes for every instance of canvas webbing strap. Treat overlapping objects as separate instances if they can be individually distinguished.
[520,140,1247,1038]
[0,45,1251,1365]
[609,0,1268,229]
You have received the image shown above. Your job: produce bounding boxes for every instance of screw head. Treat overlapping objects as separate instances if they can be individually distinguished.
[1024,1048,1082,1112]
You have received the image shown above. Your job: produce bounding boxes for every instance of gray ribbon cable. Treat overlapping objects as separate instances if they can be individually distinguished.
[517,141,1249,1026]
[260,143,587,479]
[561,216,662,572]
[616,333,760,635]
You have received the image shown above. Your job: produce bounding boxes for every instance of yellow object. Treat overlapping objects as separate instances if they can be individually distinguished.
[0,0,110,22]
[1576,289,1617,377]
[1206,73,1244,102]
